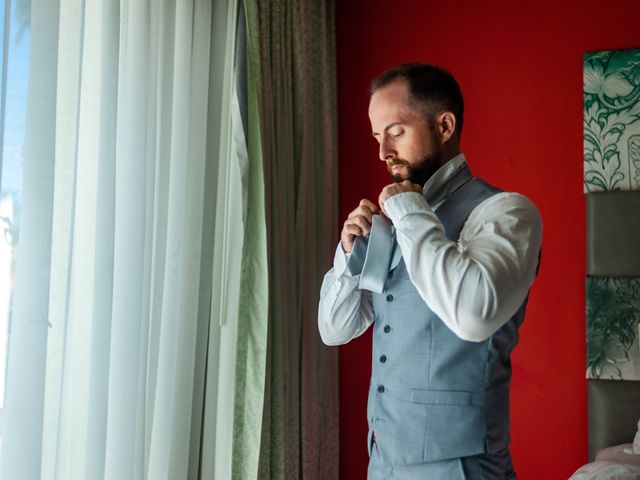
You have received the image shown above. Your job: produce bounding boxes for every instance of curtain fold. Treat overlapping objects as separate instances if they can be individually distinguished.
[231,14,269,476]
[240,0,340,478]
[0,0,240,478]
[198,0,250,479]
[1,0,59,476]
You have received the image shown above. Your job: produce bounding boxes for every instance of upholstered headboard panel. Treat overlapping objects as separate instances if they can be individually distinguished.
[585,192,640,460]
[583,50,640,466]
[588,379,640,461]
[587,192,640,277]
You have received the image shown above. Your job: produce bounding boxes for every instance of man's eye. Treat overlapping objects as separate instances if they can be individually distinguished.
[390,131,403,138]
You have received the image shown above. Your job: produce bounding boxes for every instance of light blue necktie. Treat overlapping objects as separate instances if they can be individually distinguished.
[346,158,474,293]
[346,214,394,294]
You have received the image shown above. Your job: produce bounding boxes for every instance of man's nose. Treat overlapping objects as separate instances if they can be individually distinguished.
[379,139,396,161]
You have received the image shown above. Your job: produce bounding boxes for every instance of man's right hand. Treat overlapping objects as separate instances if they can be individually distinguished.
[340,199,380,253]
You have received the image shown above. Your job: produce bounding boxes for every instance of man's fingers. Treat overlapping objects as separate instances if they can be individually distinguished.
[340,222,365,253]
[348,204,377,223]
[342,223,363,238]
[378,182,422,211]
[340,199,380,253]
[344,215,371,236]
[378,186,393,212]
[359,198,379,213]
[348,199,378,215]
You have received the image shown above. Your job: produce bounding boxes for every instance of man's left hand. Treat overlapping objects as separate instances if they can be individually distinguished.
[379,180,422,216]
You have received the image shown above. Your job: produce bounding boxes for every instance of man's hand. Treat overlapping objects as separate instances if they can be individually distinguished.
[378,180,422,215]
[340,199,379,253]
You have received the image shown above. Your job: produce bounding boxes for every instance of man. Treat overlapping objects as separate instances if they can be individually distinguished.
[317,64,542,479]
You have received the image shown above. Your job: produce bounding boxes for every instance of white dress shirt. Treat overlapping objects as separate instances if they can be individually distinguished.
[318,154,542,345]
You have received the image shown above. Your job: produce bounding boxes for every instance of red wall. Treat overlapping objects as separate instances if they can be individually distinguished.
[335,1,640,478]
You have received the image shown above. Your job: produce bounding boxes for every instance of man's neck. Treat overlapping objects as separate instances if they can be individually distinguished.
[441,141,461,165]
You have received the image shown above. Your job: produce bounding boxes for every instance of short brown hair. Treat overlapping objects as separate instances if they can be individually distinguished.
[371,63,464,137]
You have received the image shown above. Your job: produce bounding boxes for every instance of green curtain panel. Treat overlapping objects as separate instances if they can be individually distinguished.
[237,0,340,478]
[232,33,270,480]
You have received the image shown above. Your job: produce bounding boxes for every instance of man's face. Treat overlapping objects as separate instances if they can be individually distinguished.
[368,80,443,186]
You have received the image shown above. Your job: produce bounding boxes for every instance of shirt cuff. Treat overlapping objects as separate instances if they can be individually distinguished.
[384,191,431,222]
[332,243,351,277]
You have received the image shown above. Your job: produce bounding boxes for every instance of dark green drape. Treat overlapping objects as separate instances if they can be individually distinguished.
[238,0,340,478]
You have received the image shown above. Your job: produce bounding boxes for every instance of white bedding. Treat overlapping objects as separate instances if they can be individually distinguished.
[568,460,640,480]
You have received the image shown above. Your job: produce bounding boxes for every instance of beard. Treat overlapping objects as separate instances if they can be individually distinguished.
[388,122,444,186]
[389,149,443,186]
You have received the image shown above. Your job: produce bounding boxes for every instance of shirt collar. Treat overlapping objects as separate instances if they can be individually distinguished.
[422,153,472,207]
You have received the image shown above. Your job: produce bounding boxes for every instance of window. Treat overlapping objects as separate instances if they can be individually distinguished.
[0,0,29,417]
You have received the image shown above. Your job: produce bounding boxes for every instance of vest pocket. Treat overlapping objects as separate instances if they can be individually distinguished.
[424,402,485,462]
[411,389,486,461]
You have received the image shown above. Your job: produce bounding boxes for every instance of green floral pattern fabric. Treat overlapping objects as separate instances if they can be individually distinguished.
[584,49,640,192]
[587,277,640,380]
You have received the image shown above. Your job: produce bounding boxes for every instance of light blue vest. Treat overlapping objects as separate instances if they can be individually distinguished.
[367,177,529,467]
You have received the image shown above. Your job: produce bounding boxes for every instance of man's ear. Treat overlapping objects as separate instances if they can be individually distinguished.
[436,112,456,143]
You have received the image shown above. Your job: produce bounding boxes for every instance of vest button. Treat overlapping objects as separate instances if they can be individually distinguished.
[383,325,391,333]
[386,294,393,302]
[379,355,387,363]
[377,385,385,393]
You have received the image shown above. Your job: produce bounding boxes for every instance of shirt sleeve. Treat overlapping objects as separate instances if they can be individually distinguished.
[317,243,375,346]
[384,190,542,342]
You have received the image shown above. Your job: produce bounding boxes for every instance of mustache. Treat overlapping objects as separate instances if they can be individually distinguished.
[387,159,409,167]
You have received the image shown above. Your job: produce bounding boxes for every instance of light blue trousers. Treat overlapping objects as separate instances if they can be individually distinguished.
[367,440,516,480]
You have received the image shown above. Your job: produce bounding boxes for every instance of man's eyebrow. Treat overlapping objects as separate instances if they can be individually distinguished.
[372,122,403,136]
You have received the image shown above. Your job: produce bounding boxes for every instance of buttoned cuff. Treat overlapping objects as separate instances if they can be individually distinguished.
[384,191,431,222]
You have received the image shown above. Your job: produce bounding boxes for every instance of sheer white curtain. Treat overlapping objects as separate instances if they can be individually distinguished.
[0,0,241,478]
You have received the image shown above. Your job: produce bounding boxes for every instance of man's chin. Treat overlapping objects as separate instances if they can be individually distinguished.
[389,166,409,183]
